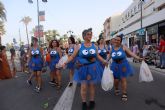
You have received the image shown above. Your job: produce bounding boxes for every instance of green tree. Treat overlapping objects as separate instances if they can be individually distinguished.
[20,16,32,48]
[0,1,6,45]
[0,2,6,21]
[52,30,60,40]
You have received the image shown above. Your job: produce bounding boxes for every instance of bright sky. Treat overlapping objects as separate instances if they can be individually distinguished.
[1,0,132,45]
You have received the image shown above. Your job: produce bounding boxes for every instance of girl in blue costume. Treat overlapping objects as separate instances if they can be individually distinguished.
[27,38,44,93]
[109,35,143,101]
[48,40,62,89]
[97,37,110,70]
[63,28,108,110]
[67,36,76,87]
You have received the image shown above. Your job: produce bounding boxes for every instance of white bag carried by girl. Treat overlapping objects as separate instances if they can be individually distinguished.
[101,66,114,91]
[139,61,153,82]
[56,55,68,68]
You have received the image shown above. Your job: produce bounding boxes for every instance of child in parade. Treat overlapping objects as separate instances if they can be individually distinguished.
[109,35,143,101]
[63,28,108,110]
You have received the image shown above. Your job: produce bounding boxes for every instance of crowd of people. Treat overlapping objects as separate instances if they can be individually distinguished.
[130,35,165,69]
[0,28,165,110]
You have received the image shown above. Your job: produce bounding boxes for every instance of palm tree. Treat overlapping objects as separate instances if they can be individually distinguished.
[52,30,59,40]
[0,21,5,34]
[0,2,6,21]
[0,1,6,45]
[20,16,31,48]
[63,34,68,40]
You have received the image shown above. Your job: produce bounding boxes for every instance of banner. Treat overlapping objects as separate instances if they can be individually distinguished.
[28,0,33,3]
[39,11,45,21]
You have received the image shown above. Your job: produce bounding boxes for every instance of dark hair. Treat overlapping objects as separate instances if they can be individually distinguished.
[82,28,92,38]
[33,37,38,42]
[49,40,59,48]
[144,42,148,45]
[97,37,104,45]
[0,45,6,51]
[116,35,123,43]
[161,35,165,40]
[69,36,76,44]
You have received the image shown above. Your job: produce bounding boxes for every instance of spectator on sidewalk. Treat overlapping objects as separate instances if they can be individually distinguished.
[142,42,149,58]
[0,46,12,79]
[132,42,139,63]
[157,35,165,69]
[20,45,26,72]
[9,47,17,78]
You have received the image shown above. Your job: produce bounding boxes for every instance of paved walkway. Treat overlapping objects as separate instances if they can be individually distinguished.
[127,58,165,73]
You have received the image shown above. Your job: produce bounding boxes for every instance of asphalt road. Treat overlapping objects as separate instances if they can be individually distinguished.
[0,63,165,110]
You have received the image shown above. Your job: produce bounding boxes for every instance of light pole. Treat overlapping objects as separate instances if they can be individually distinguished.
[19,28,22,46]
[28,0,47,46]
[140,0,144,49]
[140,0,144,29]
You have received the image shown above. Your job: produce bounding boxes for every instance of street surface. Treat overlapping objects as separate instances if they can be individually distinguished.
[0,63,165,110]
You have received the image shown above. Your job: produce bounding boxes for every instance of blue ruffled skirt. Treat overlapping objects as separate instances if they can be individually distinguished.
[67,58,76,70]
[30,57,43,71]
[49,58,60,71]
[110,59,134,79]
[73,61,103,84]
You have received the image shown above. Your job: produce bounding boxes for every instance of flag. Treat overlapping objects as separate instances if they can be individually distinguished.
[42,0,47,2]
[28,0,33,3]
[34,31,44,37]
[39,11,45,21]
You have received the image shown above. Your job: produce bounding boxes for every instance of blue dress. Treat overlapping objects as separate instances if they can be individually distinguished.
[49,49,60,71]
[98,45,107,68]
[110,46,134,79]
[30,48,43,71]
[67,46,76,70]
[73,43,103,84]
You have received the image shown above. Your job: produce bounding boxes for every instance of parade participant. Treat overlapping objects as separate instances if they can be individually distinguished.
[110,35,143,101]
[97,37,110,69]
[28,38,44,92]
[63,28,108,110]
[67,36,76,87]
[0,46,12,79]
[48,40,62,89]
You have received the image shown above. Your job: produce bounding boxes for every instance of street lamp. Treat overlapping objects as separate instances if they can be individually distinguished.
[139,0,144,49]
[28,0,47,46]
[140,0,144,29]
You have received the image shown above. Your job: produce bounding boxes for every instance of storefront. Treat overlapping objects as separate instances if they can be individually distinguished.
[146,24,158,45]
[159,21,165,41]
[136,28,146,49]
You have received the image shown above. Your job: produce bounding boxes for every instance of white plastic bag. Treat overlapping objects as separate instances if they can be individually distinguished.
[101,66,114,91]
[139,61,153,82]
[56,55,68,68]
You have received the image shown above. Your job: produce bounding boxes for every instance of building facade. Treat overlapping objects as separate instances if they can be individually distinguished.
[106,0,165,49]
[103,17,111,41]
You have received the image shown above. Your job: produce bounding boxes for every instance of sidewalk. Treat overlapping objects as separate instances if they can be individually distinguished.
[127,58,165,73]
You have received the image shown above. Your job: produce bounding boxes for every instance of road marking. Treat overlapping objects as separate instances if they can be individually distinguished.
[53,82,77,110]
